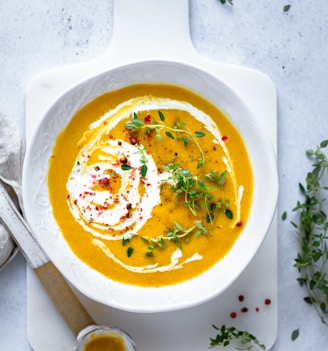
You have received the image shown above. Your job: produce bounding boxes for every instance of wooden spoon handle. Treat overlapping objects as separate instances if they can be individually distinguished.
[34,261,95,337]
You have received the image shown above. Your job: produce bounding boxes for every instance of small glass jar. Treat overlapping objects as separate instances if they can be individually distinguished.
[75,325,137,351]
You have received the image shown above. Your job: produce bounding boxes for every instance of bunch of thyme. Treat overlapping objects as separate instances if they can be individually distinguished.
[292,140,328,325]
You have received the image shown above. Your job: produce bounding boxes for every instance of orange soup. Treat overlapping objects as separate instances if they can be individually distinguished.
[48,84,253,287]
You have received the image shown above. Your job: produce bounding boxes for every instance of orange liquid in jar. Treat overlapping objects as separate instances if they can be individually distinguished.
[83,332,127,351]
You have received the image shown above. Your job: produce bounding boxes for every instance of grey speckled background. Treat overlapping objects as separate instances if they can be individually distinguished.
[1,0,328,350]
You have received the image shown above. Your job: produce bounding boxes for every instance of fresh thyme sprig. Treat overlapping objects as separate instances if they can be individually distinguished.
[125,111,206,168]
[292,140,328,325]
[142,220,208,256]
[206,170,233,220]
[163,163,215,217]
[210,325,266,350]
[162,163,232,222]
[205,169,228,188]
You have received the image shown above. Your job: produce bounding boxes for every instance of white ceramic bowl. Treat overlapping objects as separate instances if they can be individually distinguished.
[22,60,278,313]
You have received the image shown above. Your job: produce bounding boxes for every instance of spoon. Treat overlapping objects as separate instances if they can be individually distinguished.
[0,111,94,337]
[0,169,95,340]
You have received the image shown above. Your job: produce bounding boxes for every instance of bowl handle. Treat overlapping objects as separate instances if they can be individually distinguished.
[107,0,196,62]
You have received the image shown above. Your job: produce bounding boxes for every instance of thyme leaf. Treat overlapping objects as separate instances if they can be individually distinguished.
[195,131,206,138]
[121,164,132,171]
[165,131,175,139]
[158,110,165,122]
[281,211,287,221]
[140,164,147,177]
[291,328,300,341]
[145,246,154,257]
[137,145,148,177]
[127,247,134,257]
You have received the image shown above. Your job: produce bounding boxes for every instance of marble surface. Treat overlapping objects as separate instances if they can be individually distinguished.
[1,0,328,350]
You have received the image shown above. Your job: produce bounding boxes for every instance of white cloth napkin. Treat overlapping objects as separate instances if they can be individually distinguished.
[0,111,25,268]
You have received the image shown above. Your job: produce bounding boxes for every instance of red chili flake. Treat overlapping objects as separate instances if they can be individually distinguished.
[74,199,78,205]
[265,298,271,305]
[238,295,244,302]
[66,194,70,200]
[255,307,260,312]
[129,136,139,145]
[144,114,152,124]
[241,307,248,313]
[119,157,128,164]
[222,135,229,143]
[230,312,237,319]
[118,141,122,146]
[99,177,110,186]
[236,220,243,227]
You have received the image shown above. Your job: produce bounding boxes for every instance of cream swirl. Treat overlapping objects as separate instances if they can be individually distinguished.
[67,139,163,240]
